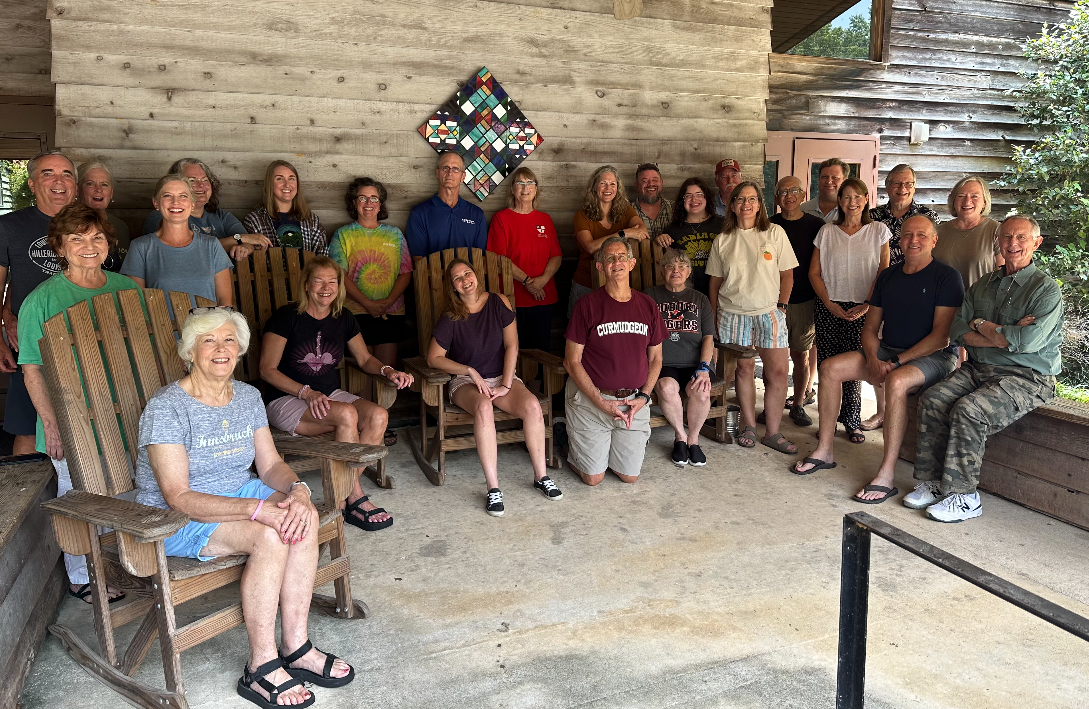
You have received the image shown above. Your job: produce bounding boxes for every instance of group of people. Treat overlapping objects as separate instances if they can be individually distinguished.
[0,149,1066,708]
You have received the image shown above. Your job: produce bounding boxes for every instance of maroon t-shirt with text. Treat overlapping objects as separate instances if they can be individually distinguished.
[565,287,666,391]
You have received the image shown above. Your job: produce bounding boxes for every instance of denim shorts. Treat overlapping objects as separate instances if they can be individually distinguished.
[163,478,278,561]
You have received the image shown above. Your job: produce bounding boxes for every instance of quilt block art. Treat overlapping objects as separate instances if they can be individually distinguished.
[418,67,543,201]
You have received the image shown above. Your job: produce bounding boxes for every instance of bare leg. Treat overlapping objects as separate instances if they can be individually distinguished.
[655,377,687,442]
[757,346,790,438]
[13,434,35,456]
[611,469,639,483]
[792,352,869,473]
[567,459,605,487]
[491,380,548,481]
[856,366,926,500]
[684,378,712,446]
[451,386,501,490]
[809,344,818,387]
[735,357,757,428]
[790,349,812,404]
[863,383,885,430]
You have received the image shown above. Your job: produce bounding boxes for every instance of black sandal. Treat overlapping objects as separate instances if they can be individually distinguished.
[281,639,355,688]
[383,428,397,446]
[68,583,126,605]
[343,495,393,531]
[237,657,314,708]
[848,429,866,444]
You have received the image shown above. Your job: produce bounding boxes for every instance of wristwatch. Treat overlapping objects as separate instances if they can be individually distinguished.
[617,229,626,238]
[523,275,531,285]
[890,355,901,367]
[777,303,788,310]
[233,234,243,244]
[634,391,652,405]
[970,317,985,332]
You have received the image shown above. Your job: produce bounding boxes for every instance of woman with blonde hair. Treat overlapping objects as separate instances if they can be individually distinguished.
[77,159,130,269]
[243,160,329,253]
[260,255,412,532]
[426,258,562,516]
[568,165,649,315]
[486,166,563,364]
[934,176,1002,289]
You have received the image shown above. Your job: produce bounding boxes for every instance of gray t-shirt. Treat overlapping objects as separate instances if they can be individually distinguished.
[121,232,233,305]
[645,285,715,368]
[143,207,246,240]
[135,381,268,509]
[0,205,60,314]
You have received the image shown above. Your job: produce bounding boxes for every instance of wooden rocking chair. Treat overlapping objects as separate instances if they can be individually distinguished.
[403,248,566,486]
[38,288,385,709]
[232,247,394,488]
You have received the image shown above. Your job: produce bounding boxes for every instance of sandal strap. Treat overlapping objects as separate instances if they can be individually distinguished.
[322,650,337,678]
[71,583,92,600]
[362,507,387,520]
[343,497,371,515]
[280,639,314,665]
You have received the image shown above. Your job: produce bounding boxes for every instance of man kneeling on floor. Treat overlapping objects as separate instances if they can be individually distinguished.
[905,214,1063,522]
[791,215,964,506]
[564,235,666,485]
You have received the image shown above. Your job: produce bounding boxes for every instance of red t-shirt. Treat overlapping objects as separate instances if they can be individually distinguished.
[565,287,666,391]
[486,208,562,307]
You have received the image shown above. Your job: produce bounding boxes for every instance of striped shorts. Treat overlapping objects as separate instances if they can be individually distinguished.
[717,308,789,350]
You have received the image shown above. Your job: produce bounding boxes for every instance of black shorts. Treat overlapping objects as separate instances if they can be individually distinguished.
[659,366,699,388]
[355,314,407,346]
[3,366,38,436]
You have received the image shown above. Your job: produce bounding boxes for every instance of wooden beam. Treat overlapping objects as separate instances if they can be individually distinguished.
[614,0,642,19]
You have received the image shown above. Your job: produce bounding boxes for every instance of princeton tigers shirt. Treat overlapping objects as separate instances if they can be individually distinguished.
[565,286,666,391]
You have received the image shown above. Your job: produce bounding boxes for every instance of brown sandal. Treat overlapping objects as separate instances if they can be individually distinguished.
[736,426,757,448]
[761,432,798,454]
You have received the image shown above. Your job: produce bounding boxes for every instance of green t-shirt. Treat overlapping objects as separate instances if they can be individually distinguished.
[17,271,141,454]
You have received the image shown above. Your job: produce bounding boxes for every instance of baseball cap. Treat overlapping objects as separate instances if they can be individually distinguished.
[715,159,741,176]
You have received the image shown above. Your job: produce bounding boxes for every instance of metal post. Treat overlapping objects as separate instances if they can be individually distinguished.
[836,515,871,709]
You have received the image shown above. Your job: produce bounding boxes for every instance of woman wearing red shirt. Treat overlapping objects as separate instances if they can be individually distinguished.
[486,167,563,357]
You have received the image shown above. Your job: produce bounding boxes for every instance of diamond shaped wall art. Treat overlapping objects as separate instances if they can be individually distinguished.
[418,67,544,201]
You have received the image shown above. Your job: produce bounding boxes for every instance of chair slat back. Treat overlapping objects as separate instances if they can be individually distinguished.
[39,288,211,497]
[231,248,317,383]
[412,248,515,355]
[591,238,668,290]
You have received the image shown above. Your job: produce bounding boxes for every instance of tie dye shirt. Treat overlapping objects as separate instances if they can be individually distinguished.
[328,223,412,316]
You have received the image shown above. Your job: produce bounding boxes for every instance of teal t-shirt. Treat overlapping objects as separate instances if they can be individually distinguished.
[17,271,141,454]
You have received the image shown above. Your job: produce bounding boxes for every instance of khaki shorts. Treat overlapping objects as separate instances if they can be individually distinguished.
[786,300,816,352]
[565,378,651,477]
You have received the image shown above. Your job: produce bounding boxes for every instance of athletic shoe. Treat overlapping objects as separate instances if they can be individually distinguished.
[926,492,982,522]
[486,488,505,517]
[903,481,943,510]
[534,476,563,500]
[789,405,813,426]
[671,440,689,466]
[687,444,707,466]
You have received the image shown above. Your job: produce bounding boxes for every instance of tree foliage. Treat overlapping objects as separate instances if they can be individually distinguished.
[0,160,34,212]
[789,14,870,61]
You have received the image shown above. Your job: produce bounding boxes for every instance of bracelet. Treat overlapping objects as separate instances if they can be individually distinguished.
[523,275,531,285]
[251,499,264,520]
[379,364,392,378]
[297,384,310,399]
[290,480,312,497]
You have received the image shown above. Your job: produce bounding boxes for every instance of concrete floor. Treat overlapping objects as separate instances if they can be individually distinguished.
[20,394,1089,709]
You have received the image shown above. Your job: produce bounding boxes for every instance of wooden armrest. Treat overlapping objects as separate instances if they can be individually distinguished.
[272,435,387,464]
[404,356,451,385]
[41,490,189,544]
[520,348,566,371]
[346,358,395,384]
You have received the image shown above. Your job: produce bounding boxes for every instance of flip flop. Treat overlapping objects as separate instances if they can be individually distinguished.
[343,495,393,531]
[859,418,883,431]
[736,426,757,448]
[383,428,398,446]
[852,484,899,504]
[68,583,126,605]
[848,429,866,444]
[790,457,838,475]
[761,432,798,454]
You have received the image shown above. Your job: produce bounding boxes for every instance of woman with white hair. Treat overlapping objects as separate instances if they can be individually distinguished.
[77,159,130,269]
[136,306,355,708]
[934,176,1003,289]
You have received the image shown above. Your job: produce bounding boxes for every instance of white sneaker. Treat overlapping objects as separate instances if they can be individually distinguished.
[903,481,942,509]
[926,492,982,523]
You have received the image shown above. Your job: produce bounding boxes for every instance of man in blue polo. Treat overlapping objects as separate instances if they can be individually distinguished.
[406,152,487,261]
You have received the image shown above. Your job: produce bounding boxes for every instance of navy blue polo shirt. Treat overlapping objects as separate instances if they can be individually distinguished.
[405,194,487,258]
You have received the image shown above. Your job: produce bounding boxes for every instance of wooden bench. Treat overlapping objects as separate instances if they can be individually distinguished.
[900,394,1089,531]
[37,288,385,708]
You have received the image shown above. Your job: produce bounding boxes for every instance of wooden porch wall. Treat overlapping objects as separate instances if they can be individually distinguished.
[47,0,772,253]
[1,0,52,98]
[767,0,1075,216]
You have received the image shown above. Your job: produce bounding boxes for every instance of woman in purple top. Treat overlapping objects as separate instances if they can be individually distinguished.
[426,259,562,517]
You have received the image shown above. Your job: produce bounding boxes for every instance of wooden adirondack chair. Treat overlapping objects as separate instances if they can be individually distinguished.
[404,248,566,485]
[38,288,385,709]
[589,238,734,443]
[232,247,394,488]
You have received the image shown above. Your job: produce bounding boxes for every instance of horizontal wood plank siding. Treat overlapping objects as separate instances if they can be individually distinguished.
[1,0,52,97]
[767,0,1074,216]
[49,0,772,251]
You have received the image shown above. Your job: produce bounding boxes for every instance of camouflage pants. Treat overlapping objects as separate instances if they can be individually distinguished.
[914,362,1054,493]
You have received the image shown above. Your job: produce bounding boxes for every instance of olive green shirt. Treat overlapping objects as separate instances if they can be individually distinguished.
[949,262,1063,375]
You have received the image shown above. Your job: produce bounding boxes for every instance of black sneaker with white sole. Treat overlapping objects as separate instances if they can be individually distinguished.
[534,476,563,500]
[688,444,707,466]
[671,440,689,466]
[486,488,505,517]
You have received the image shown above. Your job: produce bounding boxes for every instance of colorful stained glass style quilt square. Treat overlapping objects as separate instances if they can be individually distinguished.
[418,67,543,201]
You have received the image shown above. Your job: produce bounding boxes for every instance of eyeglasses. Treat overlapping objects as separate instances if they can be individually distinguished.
[889,181,915,189]
[663,262,689,271]
[682,193,706,202]
[438,166,464,174]
[186,177,211,187]
[733,196,760,205]
[356,195,381,203]
[602,254,632,264]
[775,188,804,197]
[188,305,235,315]
[514,181,537,187]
